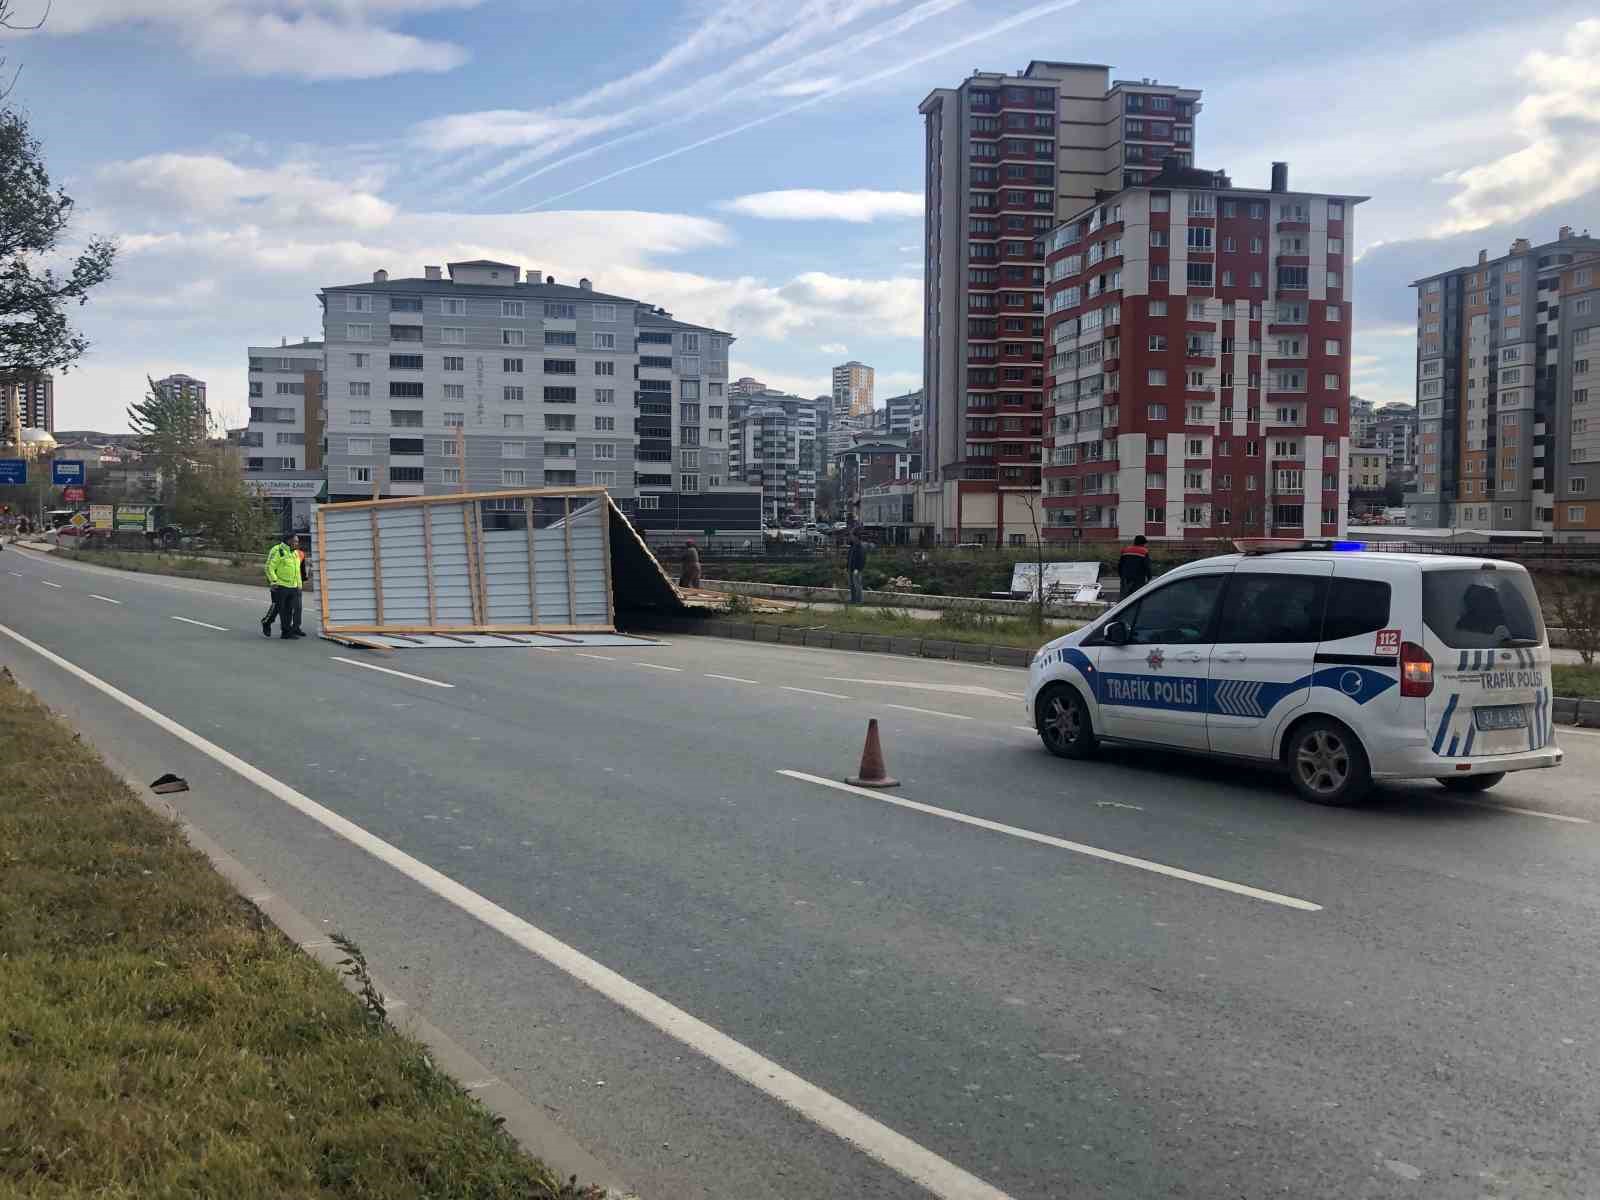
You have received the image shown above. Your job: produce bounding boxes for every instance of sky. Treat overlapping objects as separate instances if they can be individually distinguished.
[7,0,1599,433]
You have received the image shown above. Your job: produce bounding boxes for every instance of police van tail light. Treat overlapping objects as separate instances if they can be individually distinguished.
[1399,641,1434,698]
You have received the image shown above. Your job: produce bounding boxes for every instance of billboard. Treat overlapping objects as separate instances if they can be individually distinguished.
[114,504,151,532]
[0,459,24,485]
[89,504,113,530]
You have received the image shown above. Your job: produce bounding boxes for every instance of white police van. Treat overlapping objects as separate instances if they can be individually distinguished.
[1026,539,1564,805]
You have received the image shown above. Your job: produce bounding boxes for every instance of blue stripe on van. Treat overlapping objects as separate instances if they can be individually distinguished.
[1462,726,1475,756]
[1446,733,1460,756]
[1458,650,1468,671]
[1432,692,1460,755]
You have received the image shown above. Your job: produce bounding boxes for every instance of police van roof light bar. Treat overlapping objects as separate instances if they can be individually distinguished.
[1233,538,1367,555]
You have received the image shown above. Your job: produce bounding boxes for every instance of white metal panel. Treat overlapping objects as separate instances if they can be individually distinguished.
[532,528,572,624]
[376,508,430,623]
[481,528,534,623]
[322,506,378,626]
[427,503,476,626]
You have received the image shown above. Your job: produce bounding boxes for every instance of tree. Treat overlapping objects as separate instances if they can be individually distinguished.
[0,91,115,372]
[127,376,204,506]
[171,441,276,555]
[1551,578,1600,667]
[1019,491,1049,632]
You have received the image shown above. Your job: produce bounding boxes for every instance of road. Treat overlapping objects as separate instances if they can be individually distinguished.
[4,544,1600,1199]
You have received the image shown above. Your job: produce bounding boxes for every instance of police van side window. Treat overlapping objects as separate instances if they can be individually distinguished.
[1321,578,1391,642]
[1124,575,1225,645]
[1214,574,1327,644]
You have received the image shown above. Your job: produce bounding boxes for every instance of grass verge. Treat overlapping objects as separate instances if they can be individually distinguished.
[0,669,600,1198]
[50,546,268,588]
[1553,663,1600,699]
[728,601,1073,650]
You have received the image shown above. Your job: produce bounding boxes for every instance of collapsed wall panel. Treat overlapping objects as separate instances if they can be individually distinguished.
[316,488,679,637]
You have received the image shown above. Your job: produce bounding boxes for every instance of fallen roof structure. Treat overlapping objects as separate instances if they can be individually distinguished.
[315,488,687,638]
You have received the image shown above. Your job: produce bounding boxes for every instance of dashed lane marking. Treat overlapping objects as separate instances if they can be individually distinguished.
[884,703,973,721]
[171,616,229,632]
[778,770,1323,913]
[575,653,615,662]
[329,657,454,689]
[705,673,760,684]
[90,594,121,605]
[781,686,851,700]
[631,662,683,673]
[40,580,61,588]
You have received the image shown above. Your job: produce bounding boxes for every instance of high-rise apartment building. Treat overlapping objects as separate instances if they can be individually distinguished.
[920,62,1201,543]
[318,262,731,508]
[831,360,874,419]
[1409,227,1600,537]
[874,389,925,437]
[244,339,326,531]
[1041,159,1364,542]
[1372,403,1417,475]
[728,392,821,524]
[0,371,53,447]
[153,373,209,436]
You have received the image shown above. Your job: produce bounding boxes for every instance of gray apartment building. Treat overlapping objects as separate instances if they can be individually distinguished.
[1410,228,1600,535]
[319,261,732,514]
[728,391,822,524]
[245,338,326,531]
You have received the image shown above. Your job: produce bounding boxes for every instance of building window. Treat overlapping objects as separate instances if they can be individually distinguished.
[346,323,372,341]
[442,412,463,428]
[1149,300,1167,317]
[441,298,466,315]
[502,469,527,486]
[1151,265,1169,282]
[595,388,615,404]
[502,329,525,346]
[1569,478,1586,495]
[441,327,465,344]
[594,443,616,460]
[545,330,577,347]
[1147,369,1167,386]
[348,381,370,397]
[593,470,617,487]
[346,436,372,456]
[545,302,576,319]
[595,415,615,431]
[501,440,525,458]
[544,360,577,375]
[442,466,461,485]
[594,360,616,377]
[593,332,616,350]
[436,356,460,373]
[1150,230,1168,248]
[442,384,464,401]
[593,304,617,322]
[502,413,525,431]
[348,408,371,425]
[348,466,371,483]
[1570,506,1586,522]
[346,295,372,312]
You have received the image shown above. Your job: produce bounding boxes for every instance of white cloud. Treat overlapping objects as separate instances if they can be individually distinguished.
[771,77,840,97]
[21,0,476,79]
[819,343,848,355]
[412,111,618,154]
[95,154,398,231]
[62,149,923,432]
[1435,18,1600,235]
[723,189,922,222]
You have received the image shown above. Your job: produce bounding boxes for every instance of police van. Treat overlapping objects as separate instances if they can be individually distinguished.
[1026,540,1564,805]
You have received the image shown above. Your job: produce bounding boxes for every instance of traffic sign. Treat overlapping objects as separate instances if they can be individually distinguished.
[62,486,85,502]
[69,512,88,527]
[52,460,86,486]
[0,459,23,485]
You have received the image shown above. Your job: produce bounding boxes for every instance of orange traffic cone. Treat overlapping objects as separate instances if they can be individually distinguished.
[847,718,900,788]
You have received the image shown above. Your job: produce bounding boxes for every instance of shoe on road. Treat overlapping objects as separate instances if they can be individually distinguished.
[260,618,271,638]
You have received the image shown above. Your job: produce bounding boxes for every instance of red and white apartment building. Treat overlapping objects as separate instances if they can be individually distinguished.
[1040,159,1366,542]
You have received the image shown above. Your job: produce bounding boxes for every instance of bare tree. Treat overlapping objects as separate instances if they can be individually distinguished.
[1019,491,1049,633]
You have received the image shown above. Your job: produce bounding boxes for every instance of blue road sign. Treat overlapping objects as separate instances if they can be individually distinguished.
[52,459,86,486]
[0,459,25,486]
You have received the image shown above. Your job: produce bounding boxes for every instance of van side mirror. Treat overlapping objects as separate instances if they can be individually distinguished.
[1103,619,1129,646]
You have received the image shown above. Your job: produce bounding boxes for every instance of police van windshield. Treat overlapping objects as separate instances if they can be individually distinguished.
[1422,568,1545,650]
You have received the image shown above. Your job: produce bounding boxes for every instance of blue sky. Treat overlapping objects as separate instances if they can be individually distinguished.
[10,0,1600,432]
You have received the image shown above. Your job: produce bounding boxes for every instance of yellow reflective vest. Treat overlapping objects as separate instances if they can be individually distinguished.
[265,543,301,588]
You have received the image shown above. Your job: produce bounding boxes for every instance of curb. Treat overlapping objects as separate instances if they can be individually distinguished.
[641,617,1597,724]
[108,768,634,1197]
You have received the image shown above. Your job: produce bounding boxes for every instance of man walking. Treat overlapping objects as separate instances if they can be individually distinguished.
[679,538,702,589]
[847,530,867,605]
[261,534,304,639]
[1117,533,1152,601]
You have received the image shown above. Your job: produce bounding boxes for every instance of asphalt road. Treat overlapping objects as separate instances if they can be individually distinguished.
[5,544,1600,1199]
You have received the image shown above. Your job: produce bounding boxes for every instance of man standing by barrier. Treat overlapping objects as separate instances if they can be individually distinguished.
[1117,533,1152,601]
[261,534,304,639]
[847,530,867,605]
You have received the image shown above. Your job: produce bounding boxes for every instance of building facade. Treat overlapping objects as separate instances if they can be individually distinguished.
[831,360,874,420]
[1041,160,1364,543]
[873,388,925,437]
[153,373,209,436]
[0,372,53,446]
[1409,228,1600,535]
[920,61,1201,543]
[1349,447,1388,492]
[728,392,821,524]
[318,262,731,509]
[1372,403,1417,475]
[244,339,326,531]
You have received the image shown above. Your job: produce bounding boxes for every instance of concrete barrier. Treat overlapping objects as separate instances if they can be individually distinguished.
[700,578,1103,622]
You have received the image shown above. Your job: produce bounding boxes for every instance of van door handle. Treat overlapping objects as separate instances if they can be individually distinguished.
[1215,650,1247,663]
[1174,651,1204,663]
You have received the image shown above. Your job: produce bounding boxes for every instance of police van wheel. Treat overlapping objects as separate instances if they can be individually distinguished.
[1284,717,1371,806]
[1438,772,1505,794]
[1037,685,1096,760]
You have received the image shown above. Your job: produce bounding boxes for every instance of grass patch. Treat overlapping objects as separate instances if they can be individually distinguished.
[739,604,1072,650]
[1553,663,1600,699]
[50,546,268,589]
[0,670,599,1198]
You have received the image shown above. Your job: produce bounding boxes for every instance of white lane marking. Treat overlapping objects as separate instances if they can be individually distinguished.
[7,571,24,578]
[330,657,454,689]
[1557,726,1600,739]
[705,673,760,684]
[827,677,1022,701]
[778,770,1323,913]
[10,544,260,605]
[90,594,121,605]
[1455,799,1591,824]
[884,703,973,722]
[575,653,615,662]
[1013,725,1037,734]
[171,616,229,632]
[40,580,62,588]
[631,662,683,673]
[782,686,851,700]
[0,622,1012,1200]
